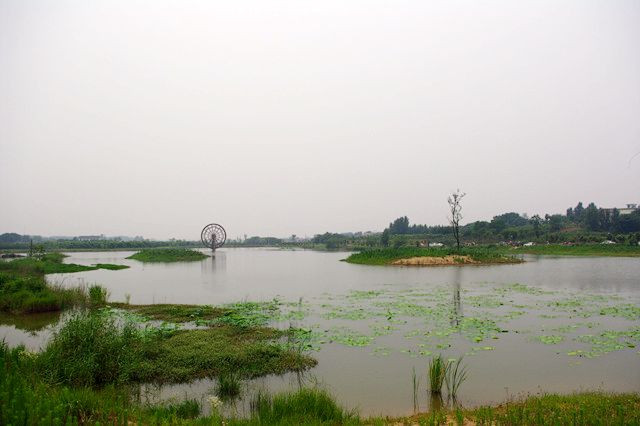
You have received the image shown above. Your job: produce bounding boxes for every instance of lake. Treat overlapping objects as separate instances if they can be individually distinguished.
[2,248,639,417]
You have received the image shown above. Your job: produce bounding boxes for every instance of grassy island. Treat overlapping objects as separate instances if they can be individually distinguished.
[345,247,520,266]
[127,248,208,262]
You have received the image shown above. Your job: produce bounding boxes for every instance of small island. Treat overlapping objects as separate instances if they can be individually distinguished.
[126,248,209,262]
[345,247,521,266]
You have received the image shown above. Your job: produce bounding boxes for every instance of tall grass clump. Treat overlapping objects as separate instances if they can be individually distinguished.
[216,371,242,400]
[145,399,201,421]
[249,388,358,425]
[428,355,447,394]
[412,367,420,412]
[444,357,468,400]
[89,284,109,306]
[37,310,144,386]
[0,342,135,425]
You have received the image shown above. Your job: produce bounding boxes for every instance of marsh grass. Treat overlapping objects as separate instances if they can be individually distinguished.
[127,248,208,262]
[89,285,109,306]
[412,367,420,413]
[428,355,447,395]
[444,357,468,400]
[469,392,640,425]
[37,310,145,387]
[515,243,640,257]
[216,372,242,401]
[94,263,130,270]
[137,325,316,383]
[246,388,359,425]
[0,269,86,314]
[112,303,225,322]
[145,399,201,421]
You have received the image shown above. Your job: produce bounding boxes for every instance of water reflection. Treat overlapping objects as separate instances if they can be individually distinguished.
[201,251,227,275]
[450,267,463,328]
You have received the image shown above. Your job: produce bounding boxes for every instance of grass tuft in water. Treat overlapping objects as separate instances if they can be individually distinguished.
[444,356,468,400]
[428,355,447,395]
[216,371,242,400]
[89,285,109,306]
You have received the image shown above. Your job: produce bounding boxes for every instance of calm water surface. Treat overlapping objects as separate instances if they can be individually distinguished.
[2,248,639,417]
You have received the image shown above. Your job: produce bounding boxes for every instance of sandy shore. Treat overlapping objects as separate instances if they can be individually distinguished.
[391,255,478,266]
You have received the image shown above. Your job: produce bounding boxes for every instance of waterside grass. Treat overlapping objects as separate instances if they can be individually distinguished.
[345,247,520,266]
[0,270,87,314]
[240,388,359,425]
[514,243,640,257]
[37,311,144,387]
[0,254,120,314]
[127,248,209,262]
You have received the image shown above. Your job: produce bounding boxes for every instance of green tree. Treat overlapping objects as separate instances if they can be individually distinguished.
[548,215,563,232]
[584,203,600,231]
[530,215,542,238]
[381,229,390,247]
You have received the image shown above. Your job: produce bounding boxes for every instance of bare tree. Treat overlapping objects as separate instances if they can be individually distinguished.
[448,189,466,250]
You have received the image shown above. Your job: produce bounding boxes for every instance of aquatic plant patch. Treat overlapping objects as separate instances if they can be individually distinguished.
[126,248,208,263]
[294,282,640,362]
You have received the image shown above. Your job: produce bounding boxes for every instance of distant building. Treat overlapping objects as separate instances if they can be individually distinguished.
[602,204,638,216]
[76,234,105,241]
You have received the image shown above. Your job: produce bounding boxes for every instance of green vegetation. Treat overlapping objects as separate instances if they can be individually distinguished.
[138,325,315,383]
[467,392,640,425]
[444,357,468,399]
[94,263,130,270]
[112,303,225,322]
[0,252,123,314]
[88,285,109,306]
[428,355,447,394]
[345,247,519,266]
[0,260,86,314]
[36,307,315,386]
[215,372,242,400]
[4,340,638,426]
[515,243,640,257]
[243,388,358,425]
[127,248,209,262]
[37,311,144,387]
[0,252,128,274]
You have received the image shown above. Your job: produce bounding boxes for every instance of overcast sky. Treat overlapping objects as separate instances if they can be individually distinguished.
[1,0,639,240]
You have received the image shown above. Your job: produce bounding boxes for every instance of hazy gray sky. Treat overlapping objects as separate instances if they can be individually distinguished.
[1,0,639,240]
